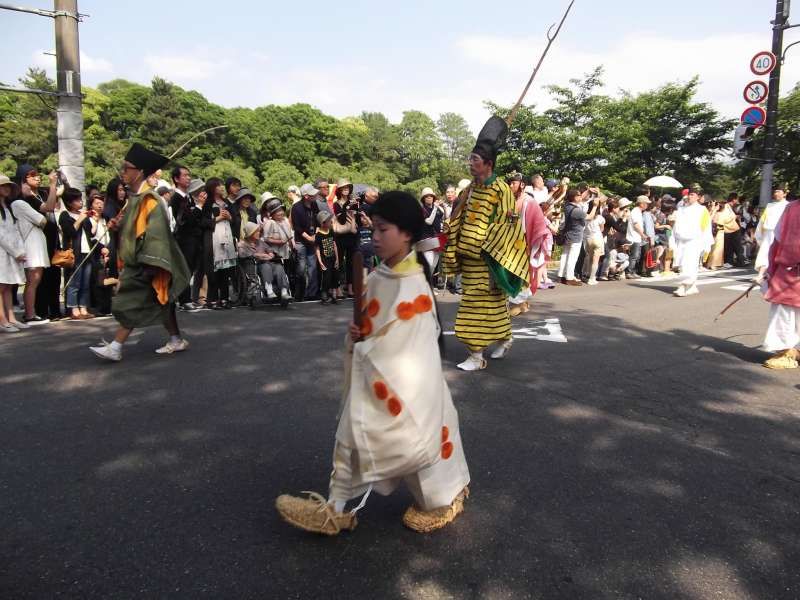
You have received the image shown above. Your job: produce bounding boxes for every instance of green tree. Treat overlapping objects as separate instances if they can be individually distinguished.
[0,67,58,168]
[260,159,304,198]
[201,157,260,192]
[397,110,442,181]
[436,112,474,162]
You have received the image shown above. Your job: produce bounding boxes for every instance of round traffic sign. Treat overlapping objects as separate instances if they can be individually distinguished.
[751,51,777,76]
[743,80,768,104]
[741,106,766,127]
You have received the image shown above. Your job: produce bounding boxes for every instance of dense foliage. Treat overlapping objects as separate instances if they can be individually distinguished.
[3,66,795,199]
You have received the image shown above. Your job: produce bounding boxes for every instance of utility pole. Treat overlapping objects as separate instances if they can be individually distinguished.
[54,0,84,193]
[759,0,790,206]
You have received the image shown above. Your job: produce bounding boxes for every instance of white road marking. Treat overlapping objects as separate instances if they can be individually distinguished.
[444,318,568,343]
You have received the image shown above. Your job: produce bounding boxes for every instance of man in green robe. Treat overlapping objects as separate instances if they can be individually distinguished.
[90,143,191,362]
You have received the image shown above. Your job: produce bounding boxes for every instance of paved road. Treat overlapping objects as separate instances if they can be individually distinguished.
[2,269,799,599]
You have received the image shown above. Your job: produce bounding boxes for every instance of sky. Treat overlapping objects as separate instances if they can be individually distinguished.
[2,0,800,133]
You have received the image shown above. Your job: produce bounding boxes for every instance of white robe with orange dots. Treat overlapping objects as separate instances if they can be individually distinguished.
[329,253,470,512]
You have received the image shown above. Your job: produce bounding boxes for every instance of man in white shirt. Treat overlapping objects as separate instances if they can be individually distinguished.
[625,195,649,279]
[529,174,550,205]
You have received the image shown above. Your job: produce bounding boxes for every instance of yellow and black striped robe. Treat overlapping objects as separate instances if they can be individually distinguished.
[443,176,529,351]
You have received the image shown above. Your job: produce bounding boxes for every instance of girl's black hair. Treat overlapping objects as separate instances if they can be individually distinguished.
[372,190,445,355]
[0,195,16,222]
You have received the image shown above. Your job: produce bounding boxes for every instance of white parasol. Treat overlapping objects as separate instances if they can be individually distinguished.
[644,175,682,188]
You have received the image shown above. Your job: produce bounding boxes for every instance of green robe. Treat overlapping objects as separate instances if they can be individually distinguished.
[112,188,191,329]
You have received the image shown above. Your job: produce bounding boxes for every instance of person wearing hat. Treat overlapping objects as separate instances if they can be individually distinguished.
[276,191,470,536]
[419,186,444,289]
[760,195,800,369]
[671,183,712,297]
[231,188,257,243]
[0,174,28,332]
[261,198,293,302]
[290,183,320,300]
[286,185,301,206]
[755,183,790,283]
[442,117,530,371]
[315,210,339,304]
[332,178,357,299]
[89,143,191,362]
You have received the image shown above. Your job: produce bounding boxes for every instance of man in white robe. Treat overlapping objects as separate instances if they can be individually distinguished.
[672,183,712,297]
[755,183,789,282]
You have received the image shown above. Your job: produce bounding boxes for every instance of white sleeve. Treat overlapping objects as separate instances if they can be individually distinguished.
[11,201,45,227]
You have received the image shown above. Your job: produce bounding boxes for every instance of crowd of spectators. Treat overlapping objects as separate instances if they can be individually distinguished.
[0,161,793,335]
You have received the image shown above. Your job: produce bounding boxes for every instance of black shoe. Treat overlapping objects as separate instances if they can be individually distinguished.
[23,315,49,324]
[330,296,339,305]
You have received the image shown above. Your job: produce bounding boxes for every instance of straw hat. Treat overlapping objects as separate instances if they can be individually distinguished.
[419,186,437,201]
[0,173,20,198]
[455,178,471,196]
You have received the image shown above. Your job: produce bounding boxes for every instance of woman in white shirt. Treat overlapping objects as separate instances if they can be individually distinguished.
[0,175,29,332]
[11,186,51,322]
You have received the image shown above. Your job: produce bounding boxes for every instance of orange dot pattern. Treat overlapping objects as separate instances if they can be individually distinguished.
[387,397,402,416]
[372,380,403,417]
[441,426,453,459]
[373,381,388,400]
[396,302,415,320]
[441,441,454,460]
[367,298,380,317]
[360,317,373,337]
[396,294,433,322]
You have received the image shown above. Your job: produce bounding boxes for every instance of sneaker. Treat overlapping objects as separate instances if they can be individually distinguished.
[89,341,122,362]
[330,296,339,305]
[457,352,487,371]
[764,349,799,370]
[279,288,290,301]
[275,491,357,536]
[587,278,598,286]
[489,338,513,359]
[1,323,21,333]
[155,338,190,355]
[597,276,609,281]
[402,487,469,533]
[265,285,277,299]
[11,321,30,329]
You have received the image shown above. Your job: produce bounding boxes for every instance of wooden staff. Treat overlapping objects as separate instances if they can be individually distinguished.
[714,282,758,322]
[352,250,365,341]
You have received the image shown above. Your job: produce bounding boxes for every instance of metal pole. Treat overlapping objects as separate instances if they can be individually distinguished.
[54,0,84,193]
[759,0,788,206]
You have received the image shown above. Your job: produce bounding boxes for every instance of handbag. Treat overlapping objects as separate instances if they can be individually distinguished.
[51,248,75,268]
[554,204,572,246]
[645,248,657,270]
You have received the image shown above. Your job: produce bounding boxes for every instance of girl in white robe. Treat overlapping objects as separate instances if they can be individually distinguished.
[755,194,788,280]
[276,191,470,535]
[672,188,712,297]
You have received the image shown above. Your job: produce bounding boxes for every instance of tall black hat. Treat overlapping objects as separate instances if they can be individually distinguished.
[124,143,169,177]
[471,116,509,165]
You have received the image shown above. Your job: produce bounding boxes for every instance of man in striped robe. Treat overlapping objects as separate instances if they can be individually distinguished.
[442,117,530,371]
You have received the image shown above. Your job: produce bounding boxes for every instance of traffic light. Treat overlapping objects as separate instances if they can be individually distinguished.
[733,124,756,158]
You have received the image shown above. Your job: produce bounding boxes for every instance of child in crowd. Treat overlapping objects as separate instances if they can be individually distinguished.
[276,191,470,535]
[606,240,630,280]
[315,211,339,304]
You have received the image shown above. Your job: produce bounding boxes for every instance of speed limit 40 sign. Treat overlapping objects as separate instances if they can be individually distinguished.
[751,51,777,76]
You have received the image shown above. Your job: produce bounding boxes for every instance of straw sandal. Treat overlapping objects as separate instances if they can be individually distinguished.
[275,491,357,536]
[402,486,469,533]
[764,348,799,370]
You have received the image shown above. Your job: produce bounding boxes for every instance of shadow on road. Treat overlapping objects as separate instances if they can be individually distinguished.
[1,302,799,599]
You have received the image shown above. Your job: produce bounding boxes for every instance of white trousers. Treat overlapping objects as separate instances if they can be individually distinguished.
[763,303,800,352]
[557,241,582,280]
[675,239,702,286]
